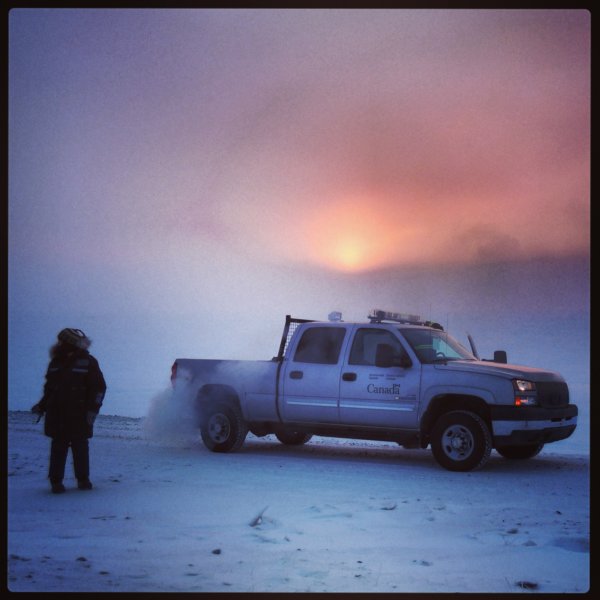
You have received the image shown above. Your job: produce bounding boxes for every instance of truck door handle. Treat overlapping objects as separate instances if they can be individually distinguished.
[342,372,357,382]
[290,370,303,379]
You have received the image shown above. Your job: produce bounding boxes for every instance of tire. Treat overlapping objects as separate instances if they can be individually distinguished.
[200,403,248,453]
[275,430,313,445]
[430,410,492,472]
[496,443,544,460]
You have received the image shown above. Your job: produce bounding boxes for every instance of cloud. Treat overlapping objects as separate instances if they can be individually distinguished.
[456,224,523,263]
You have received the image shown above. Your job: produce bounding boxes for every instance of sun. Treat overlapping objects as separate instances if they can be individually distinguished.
[333,237,372,272]
[304,194,401,272]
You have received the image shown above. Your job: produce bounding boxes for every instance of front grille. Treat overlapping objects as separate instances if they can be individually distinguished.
[536,381,569,407]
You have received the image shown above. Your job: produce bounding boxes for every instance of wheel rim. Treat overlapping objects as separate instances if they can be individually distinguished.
[441,424,474,461]
[207,413,231,444]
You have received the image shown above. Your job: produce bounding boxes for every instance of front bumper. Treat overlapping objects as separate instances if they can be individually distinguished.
[490,404,578,445]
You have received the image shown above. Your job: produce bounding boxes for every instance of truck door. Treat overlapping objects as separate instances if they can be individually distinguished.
[281,325,347,423]
[339,326,420,428]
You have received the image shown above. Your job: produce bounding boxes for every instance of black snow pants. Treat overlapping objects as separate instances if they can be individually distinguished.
[48,437,89,483]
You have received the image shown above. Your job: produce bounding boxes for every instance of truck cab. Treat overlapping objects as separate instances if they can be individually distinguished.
[274,309,577,470]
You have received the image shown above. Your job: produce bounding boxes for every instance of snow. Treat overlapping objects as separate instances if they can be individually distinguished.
[7,393,589,594]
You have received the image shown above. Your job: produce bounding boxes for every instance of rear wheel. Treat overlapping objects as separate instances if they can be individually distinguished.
[431,410,492,471]
[275,430,313,445]
[496,443,544,460]
[200,403,248,452]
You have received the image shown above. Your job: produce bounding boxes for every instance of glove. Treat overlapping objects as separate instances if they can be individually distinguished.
[86,411,98,426]
[31,403,44,423]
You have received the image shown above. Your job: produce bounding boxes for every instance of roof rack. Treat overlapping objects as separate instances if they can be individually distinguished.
[368,309,444,330]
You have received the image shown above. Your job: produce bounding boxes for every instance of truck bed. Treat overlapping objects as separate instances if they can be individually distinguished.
[173,358,280,422]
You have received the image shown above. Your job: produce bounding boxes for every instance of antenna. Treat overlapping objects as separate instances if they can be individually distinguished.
[467,333,480,359]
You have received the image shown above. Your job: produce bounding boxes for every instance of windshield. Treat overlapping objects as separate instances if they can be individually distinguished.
[399,327,476,364]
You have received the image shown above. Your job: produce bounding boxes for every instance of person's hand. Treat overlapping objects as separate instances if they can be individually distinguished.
[86,411,97,426]
[31,402,44,415]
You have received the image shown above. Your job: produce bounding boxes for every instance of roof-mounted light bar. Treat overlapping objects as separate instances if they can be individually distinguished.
[368,308,444,330]
[368,309,422,324]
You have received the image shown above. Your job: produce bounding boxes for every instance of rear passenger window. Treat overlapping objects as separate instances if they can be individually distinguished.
[294,327,346,364]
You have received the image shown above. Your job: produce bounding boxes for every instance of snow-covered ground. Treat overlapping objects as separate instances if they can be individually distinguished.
[7,399,589,593]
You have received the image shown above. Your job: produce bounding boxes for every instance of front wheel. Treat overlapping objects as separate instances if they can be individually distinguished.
[275,430,313,445]
[430,410,492,471]
[200,403,248,452]
[496,443,544,460]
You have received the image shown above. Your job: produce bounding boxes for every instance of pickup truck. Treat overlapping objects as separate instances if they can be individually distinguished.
[170,309,577,471]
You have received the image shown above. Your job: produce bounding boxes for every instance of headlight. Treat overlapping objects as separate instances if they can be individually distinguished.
[513,379,536,392]
[512,379,537,406]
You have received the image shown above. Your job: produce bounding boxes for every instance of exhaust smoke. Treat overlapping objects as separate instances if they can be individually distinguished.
[143,370,200,447]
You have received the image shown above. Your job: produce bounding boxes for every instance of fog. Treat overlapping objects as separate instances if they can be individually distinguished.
[8,255,588,420]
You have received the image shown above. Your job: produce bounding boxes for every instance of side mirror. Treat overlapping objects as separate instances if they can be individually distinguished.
[494,350,507,364]
[375,344,394,368]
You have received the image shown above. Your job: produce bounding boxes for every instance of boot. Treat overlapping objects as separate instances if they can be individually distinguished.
[77,479,93,490]
[51,481,66,494]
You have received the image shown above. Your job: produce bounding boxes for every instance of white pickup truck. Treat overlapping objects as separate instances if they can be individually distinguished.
[170,310,577,471]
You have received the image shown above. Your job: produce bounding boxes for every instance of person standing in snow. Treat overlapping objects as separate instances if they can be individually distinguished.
[31,328,107,494]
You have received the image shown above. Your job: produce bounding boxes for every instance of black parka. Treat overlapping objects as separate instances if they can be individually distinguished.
[38,346,107,439]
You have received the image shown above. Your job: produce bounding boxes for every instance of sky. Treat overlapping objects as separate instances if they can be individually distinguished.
[7,8,590,417]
